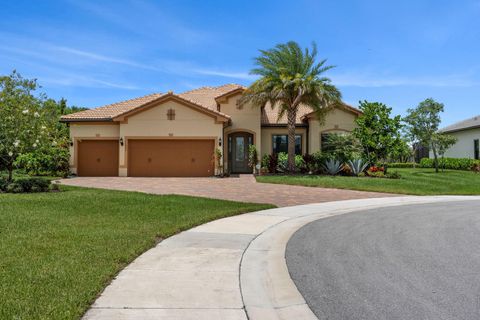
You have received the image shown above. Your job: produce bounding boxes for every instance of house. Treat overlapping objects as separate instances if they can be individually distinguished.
[60,84,362,177]
[436,115,480,159]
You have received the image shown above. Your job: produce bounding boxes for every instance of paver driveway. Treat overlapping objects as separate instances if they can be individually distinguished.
[59,175,394,207]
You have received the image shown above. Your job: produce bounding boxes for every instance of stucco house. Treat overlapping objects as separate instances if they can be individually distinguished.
[437,115,480,159]
[60,84,361,177]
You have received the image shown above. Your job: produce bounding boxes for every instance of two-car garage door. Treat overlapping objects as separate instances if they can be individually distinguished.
[128,139,214,177]
[77,139,214,177]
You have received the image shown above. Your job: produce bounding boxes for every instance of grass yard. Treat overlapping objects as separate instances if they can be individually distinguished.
[256,168,480,195]
[0,186,273,319]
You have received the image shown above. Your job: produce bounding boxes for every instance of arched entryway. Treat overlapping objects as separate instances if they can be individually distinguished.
[228,132,254,173]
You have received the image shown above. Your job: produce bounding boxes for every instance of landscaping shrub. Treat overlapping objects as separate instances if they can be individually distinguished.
[473,163,480,173]
[262,154,278,173]
[302,154,318,173]
[420,157,480,171]
[322,159,344,175]
[15,146,70,177]
[277,153,288,172]
[388,162,416,168]
[6,183,24,193]
[347,159,369,176]
[261,154,269,169]
[1,177,51,193]
[366,165,385,178]
[276,153,305,173]
[387,171,402,179]
[322,133,362,163]
[248,145,259,172]
[0,176,9,192]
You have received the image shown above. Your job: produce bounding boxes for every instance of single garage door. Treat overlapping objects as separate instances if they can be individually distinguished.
[128,139,215,177]
[77,140,119,176]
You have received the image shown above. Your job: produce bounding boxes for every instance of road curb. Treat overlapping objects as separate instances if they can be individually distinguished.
[240,196,480,320]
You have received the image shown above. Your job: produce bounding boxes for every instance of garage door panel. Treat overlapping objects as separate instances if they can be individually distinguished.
[128,139,214,177]
[77,140,119,177]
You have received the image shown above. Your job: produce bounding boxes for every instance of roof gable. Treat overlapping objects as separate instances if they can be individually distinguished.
[112,93,230,122]
[60,84,245,123]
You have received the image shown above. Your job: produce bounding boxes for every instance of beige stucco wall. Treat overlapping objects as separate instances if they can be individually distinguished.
[433,128,480,159]
[220,94,262,171]
[260,127,308,158]
[119,100,223,176]
[69,123,120,174]
[309,108,358,153]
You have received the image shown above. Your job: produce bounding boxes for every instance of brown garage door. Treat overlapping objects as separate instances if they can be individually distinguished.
[128,139,214,177]
[77,140,119,177]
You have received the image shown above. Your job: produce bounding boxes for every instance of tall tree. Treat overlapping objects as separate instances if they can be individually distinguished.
[353,101,403,172]
[0,71,45,181]
[240,41,341,172]
[404,98,455,173]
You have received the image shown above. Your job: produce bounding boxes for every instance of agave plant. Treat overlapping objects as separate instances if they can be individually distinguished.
[347,159,369,176]
[322,159,343,175]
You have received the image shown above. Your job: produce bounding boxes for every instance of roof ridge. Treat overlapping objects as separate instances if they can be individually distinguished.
[180,86,214,94]
[94,92,163,110]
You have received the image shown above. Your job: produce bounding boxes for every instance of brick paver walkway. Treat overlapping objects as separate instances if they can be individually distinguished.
[59,175,396,207]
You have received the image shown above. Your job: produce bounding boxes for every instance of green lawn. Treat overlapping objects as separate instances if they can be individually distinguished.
[256,168,480,195]
[0,186,273,319]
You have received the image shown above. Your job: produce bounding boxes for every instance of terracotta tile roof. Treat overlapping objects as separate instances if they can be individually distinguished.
[178,84,245,111]
[440,115,480,133]
[60,83,360,125]
[60,93,165,121]
[261,104,311,125]
[261,103,362,125]
[60,84,245,122]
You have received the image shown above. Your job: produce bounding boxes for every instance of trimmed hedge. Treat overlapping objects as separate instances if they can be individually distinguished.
[0,177,51,193]
[387,162,416,168]
[419,157,480,171]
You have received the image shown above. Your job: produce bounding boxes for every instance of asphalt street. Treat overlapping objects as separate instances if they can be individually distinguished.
[286,200,480,320]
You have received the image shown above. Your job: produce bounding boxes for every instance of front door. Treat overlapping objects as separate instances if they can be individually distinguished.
[229,132,253,173]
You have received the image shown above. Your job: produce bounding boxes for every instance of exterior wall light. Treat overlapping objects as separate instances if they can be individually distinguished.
[119,138,124,146]
[219,137,222,147]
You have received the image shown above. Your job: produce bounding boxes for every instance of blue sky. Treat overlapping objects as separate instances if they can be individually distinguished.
[1,0,479,126]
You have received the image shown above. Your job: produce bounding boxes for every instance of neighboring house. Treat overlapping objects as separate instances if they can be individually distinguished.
[436,115,480,159]
[60,84,361,177]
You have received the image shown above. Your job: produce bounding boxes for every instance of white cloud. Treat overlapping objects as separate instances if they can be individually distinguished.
[41,75,140,90]
[52,46,162,71]
[192,68,256,80]
[331,73,480,87]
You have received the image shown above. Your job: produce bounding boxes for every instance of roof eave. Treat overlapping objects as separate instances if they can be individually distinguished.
[440,124,480,134]
[59,118,114,123]
[214,88,246,103]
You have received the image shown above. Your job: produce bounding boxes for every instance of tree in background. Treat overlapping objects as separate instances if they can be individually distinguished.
[404,98,456,173]
[240,41,341,172]
[434,134,458,171]
[390,138,412,163]
[353,101,403,172]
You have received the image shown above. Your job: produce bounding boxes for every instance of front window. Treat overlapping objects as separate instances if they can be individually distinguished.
[474,139,479,160]
[272,135,302,154]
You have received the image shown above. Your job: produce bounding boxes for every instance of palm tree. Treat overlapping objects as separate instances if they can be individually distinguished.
[240,41,341,172]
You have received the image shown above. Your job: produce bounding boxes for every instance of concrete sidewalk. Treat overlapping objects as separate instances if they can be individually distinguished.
[83,196,480,320]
